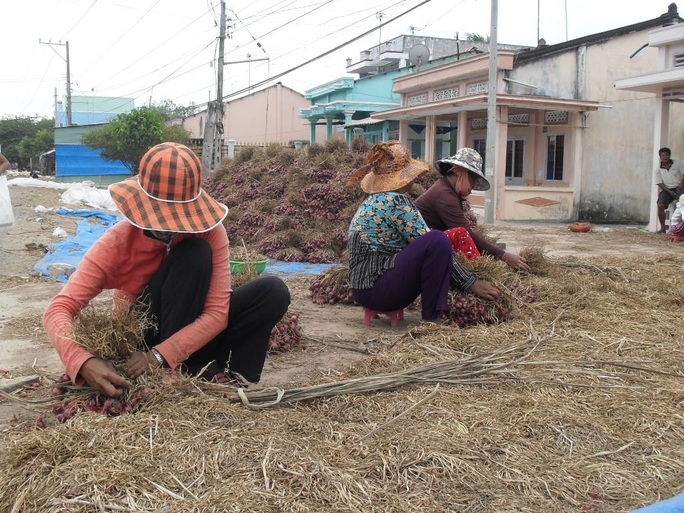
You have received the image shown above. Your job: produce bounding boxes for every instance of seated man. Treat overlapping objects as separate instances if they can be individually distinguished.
[415,148,529,272]
[655,147,684,233]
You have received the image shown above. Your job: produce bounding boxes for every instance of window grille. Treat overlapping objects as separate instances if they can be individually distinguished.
[544,111,568,124]
[509,114,530,125]
[434,87,459,101]
[471,118,487,130]
[407,93,428,106]
[466,81,488,95]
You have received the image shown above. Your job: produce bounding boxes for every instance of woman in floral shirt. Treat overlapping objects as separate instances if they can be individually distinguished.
[346,141,499,321]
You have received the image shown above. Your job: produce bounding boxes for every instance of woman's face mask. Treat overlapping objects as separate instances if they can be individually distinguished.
[148,230,175,242]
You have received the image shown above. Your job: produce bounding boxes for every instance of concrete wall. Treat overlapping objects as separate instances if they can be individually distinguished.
[580,33,684,222]
[180,85,325,144]
[501,187,574,220]
[511,31,684,223]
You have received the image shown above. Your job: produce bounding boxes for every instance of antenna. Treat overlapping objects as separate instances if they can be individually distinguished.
[408,44,430,68]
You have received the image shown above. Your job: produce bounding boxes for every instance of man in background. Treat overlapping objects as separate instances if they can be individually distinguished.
[655,147,684,233]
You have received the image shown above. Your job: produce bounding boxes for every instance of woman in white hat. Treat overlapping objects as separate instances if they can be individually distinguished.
[346,141,499,321]
[415,147,530,271]
[44,142,290,397]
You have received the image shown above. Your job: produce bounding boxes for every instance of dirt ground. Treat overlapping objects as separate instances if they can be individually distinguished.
[1,175,682,427]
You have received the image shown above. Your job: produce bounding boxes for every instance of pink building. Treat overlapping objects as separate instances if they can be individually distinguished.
[177,82,324,146]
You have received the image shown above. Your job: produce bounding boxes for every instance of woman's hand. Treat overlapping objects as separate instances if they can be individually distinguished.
[470,279,500,300]
[125,351,160,379]
[79,357,130,398]
[502,252,531,272]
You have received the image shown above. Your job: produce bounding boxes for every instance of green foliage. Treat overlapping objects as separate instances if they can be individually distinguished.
[151,99,200,121]
[17,129,54,169]
[0,116,55,168]
[82,107,190,172]
[466,32,490,43]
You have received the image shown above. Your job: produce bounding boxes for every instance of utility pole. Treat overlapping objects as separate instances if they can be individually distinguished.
[66,41,72,126]
[40,40,72,126]
[202,0,226,178]
[484,0,498,224]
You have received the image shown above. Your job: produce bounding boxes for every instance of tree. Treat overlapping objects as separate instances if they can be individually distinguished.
[82,107,190,173]
[17,129,54,170]
[0,116,54,168]
[465,33,490,43]
[152,99,200,121]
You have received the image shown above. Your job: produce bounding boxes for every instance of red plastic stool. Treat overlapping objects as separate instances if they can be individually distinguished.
[363,307,404,327]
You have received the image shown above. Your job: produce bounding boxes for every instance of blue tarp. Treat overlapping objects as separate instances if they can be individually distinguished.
[34,209,120,282]
[630,493,684,513]
[34,209,337,282]
[56,144,131,177]
[266,261,336,276]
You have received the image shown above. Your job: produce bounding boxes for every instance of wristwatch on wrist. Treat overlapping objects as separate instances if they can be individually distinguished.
[150,348,165,366]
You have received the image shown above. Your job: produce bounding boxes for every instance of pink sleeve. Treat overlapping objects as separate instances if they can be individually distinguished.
[43,233,119,384]
[153,227,231,368]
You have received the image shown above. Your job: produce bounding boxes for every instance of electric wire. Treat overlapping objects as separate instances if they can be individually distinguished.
[60,0,99,40]
[220,0,434,102]
[79,0,164,78]
[90,8,217,91]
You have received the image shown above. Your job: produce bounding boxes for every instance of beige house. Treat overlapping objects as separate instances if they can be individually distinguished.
[615,15,684,231]
[178,82,324,146]
[372,5,684,224]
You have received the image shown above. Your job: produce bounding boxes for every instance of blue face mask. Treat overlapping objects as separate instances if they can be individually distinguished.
[148,230,175,242]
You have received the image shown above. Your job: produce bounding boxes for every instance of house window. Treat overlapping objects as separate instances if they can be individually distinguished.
[546,135,565,181]
[674,52,684,68]
[506,139,525,180]
[473,139,486,169]
[410,140,422,159]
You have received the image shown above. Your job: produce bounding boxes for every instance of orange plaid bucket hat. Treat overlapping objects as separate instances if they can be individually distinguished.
[109,142,228,233]
[346,140,429,194]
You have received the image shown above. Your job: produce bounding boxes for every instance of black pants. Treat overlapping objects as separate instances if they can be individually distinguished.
[138,237,290,383]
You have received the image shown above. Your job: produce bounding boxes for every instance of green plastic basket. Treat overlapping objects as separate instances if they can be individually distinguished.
[230,258,269,275]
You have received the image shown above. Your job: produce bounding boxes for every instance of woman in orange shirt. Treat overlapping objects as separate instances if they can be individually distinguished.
[43,142,290,397]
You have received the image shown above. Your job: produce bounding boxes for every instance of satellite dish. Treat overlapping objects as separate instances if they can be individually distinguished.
[408,44,430,68]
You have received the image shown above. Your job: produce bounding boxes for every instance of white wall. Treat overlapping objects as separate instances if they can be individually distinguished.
[511,32,684,223]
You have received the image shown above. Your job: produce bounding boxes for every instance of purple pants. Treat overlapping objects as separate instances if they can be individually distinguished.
[352,230,452,320]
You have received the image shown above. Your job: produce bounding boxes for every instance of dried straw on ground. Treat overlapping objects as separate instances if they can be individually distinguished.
[2,251,684,512]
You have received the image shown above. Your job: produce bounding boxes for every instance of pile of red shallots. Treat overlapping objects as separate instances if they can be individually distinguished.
[309,265,356,305]
[204,139,367,264]
[269,312,304,353]
[35,373,158,427]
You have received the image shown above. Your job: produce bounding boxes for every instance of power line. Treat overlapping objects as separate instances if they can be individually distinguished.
[60,0,99,40]
[90,9,216,91]
[79,0,163,77]
[221,0,433,102]
[94,36,216,93]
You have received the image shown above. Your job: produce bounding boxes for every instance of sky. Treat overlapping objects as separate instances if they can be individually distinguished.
[1,0,673,120]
